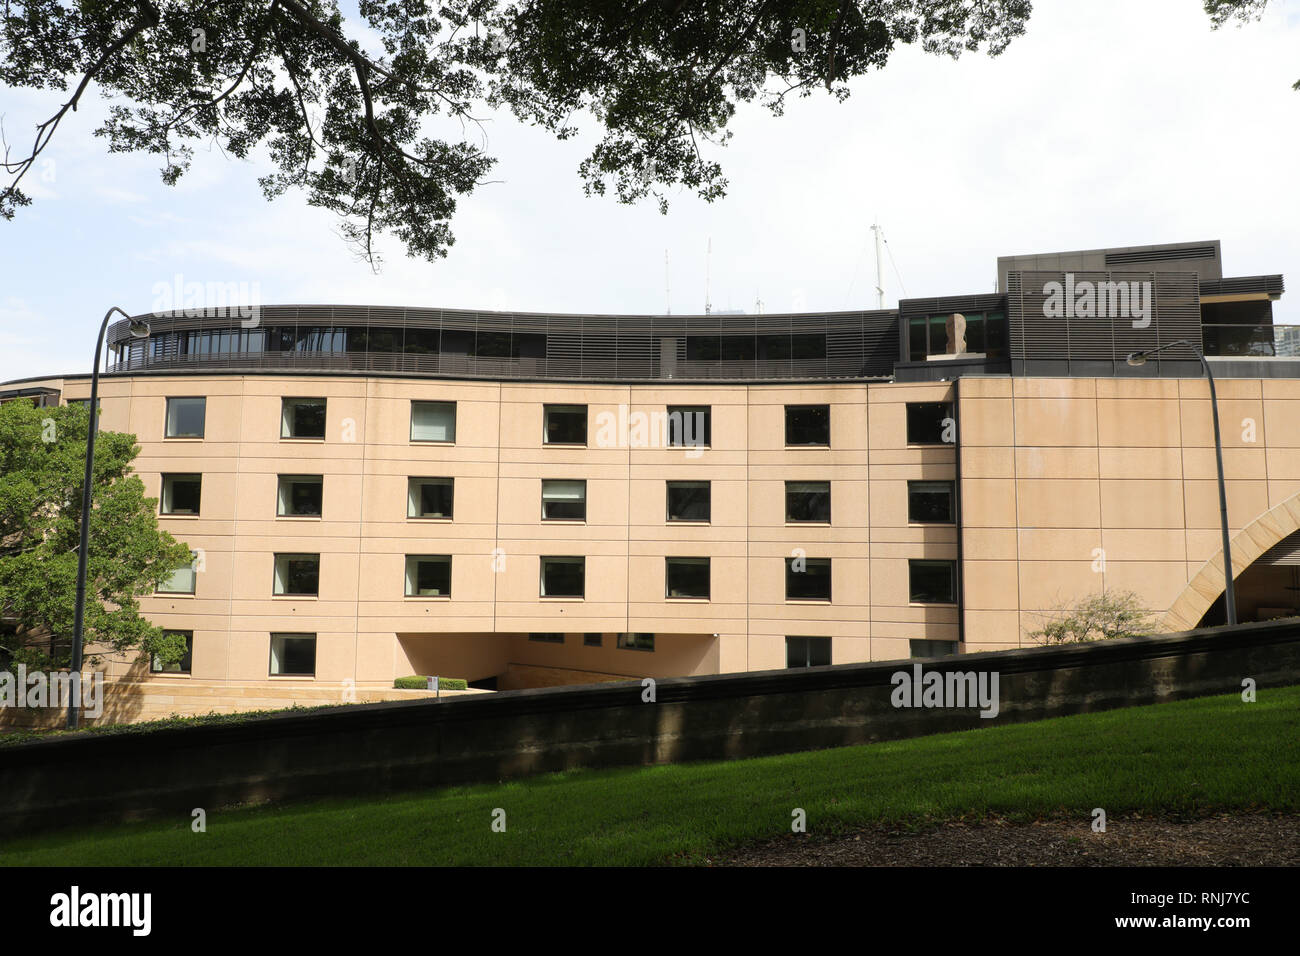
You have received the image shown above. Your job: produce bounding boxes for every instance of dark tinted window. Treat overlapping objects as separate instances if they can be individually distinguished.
[786,636,831,668]
[542,480,586,520]
[785,405,830,446]
[786,481,831,522]
[909,639,959,658]
[409,478,454,518]
[407,556,452,597]
[667,406,711,447]
[665,558,710,599]
[909,560,956,604]
[151,631,194,673]
[544,405,587,445]
[282,398,326,439]
[786,557,831,601]
[270,634,315,675]
[908,481,954,523]
[666,481,710,521]
[161,474,202,515]
[540,557,584,597]
[906,403,953,445]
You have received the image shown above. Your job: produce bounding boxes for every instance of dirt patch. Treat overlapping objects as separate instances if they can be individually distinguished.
[715,813,1300,866]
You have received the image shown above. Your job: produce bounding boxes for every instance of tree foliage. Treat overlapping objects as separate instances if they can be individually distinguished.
[0,400,193,671]
[1,0,1031,265]
[1204,0,1297,88]
[1027,590,1160,645]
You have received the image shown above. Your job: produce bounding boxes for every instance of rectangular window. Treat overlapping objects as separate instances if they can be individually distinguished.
[408,478,454,519]
[666,406,711,447]
[528,632,564,644]
[151,630,194,674]
[281,397,326,439]
[908,481,955,523]
[686,335,720,361]
[617,633,655,651]
[786,636,831,668]
[541,479,587,521]
[543,405,587,445]
[758,334,792,361]
[786,557,831,601]
[786,481,831,523]
[909,560,957,604]
[273,553,320,596]
[908,316,929,362]
[584,633,603,647]
[411,401,456,442]
[269,633,316,676]
[405,555,452,597]
[909,639,959,658]
[160,474,202,516]
[666,480,710,522]
[665,557,710,599]
[49,634,72,668]
[277,475,323,517]
[785,405,830,446]
[474,331,515,358]
[404,328,440,354]
[906,402,953,445]
[540,556,584,598]
[721,336,756,361]
[157,563,196,595]
[165,397,206,438]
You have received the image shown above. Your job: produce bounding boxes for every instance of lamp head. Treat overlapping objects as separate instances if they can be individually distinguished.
[1125,351,1148,367]
[128,319,151,339]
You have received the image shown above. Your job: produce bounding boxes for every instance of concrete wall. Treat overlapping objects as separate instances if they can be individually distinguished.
[7,370,1300,703]
[20,372,961,689]
[3,619,1297,836]
[958,377,1300,649]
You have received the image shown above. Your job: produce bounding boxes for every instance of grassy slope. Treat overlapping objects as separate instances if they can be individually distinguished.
[2,686,1296,866]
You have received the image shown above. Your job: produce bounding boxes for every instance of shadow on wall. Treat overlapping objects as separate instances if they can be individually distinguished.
[396,632,721,691]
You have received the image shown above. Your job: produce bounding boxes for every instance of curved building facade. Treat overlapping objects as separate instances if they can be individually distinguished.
[3,238,1298,719]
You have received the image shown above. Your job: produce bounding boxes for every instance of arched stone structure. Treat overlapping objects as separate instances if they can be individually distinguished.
[1163,491,1300,631]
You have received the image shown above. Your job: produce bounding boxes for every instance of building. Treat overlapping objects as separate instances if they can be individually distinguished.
[2,239,1298,717]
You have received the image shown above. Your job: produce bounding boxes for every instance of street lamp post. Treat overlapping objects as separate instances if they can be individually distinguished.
[1125,340,1237,626]
[67,307,150,730]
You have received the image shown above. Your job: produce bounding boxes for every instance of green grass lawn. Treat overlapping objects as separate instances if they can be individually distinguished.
[2,685,1297,866]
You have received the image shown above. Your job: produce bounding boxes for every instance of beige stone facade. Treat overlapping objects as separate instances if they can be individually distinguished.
[5,365,1298,722]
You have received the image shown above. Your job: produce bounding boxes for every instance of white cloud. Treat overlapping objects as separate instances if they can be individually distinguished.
[2,0,1298,384]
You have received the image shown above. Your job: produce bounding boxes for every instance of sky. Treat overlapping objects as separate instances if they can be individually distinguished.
[1,0,1298,383]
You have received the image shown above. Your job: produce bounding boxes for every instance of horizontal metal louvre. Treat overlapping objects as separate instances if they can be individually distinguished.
[1258,530,1300,566]
[1200,275,1285,297]
[1008,270,1203,365]
[108,307,898,382]
[1105,245,1216,266]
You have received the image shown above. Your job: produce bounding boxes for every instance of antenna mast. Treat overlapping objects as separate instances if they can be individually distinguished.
[705,237,712,315]
[871,220,885,310]
[665,250,671,315]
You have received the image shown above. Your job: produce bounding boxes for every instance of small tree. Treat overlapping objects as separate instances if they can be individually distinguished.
[0,400,193,671]
[1027,590,1160,645]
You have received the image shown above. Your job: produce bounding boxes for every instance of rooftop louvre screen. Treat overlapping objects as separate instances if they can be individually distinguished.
[107,306,900,382]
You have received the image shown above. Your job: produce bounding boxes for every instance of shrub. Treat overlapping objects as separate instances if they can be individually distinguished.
[394,676,468,691]
[1028,590,1159,644]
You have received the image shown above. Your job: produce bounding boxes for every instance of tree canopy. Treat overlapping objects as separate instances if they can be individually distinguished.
[1,0,1032,266]
[1204,0,1297,89]
[0,400,193,672]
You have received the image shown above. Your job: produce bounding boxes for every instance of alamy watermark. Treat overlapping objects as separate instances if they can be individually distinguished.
[49,886,150,935]
[594,405,706,458]
[890,663,999,718]
[1043,273,1152,329]
[150,273,262,327]
[0,667,103,718]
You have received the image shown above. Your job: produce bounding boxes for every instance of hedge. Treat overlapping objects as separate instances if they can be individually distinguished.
[394,676,468,691]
